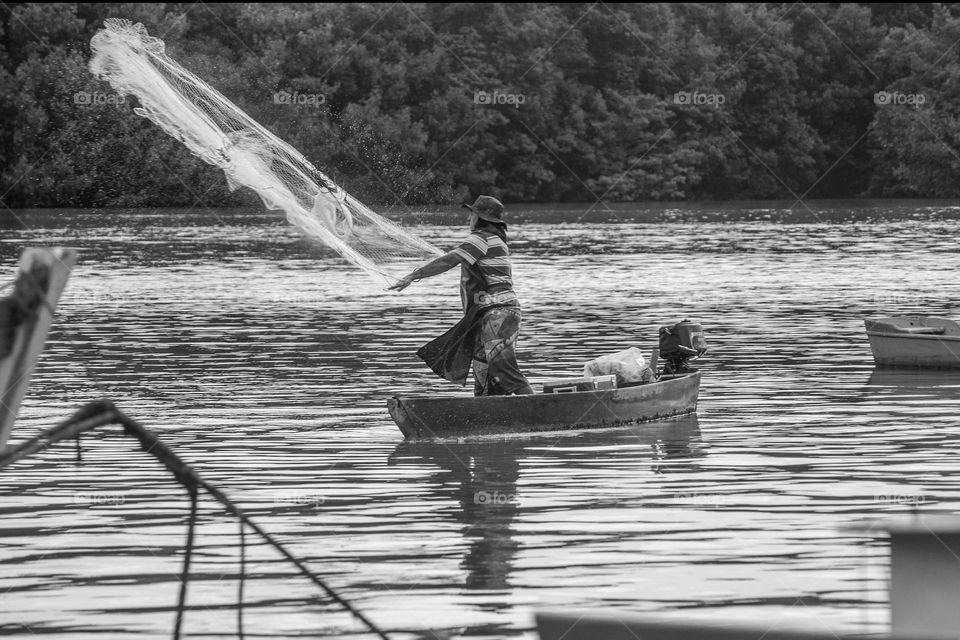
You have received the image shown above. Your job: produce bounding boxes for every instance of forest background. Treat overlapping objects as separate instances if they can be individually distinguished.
[3,3,959,208]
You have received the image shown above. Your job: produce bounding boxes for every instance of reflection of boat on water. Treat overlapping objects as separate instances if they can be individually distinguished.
[389,413,703,474]
[388,415,703,595]
[865,315,960,369]
[863,369,960,402]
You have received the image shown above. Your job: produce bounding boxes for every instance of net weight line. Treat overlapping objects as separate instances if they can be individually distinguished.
[0,400,391,640]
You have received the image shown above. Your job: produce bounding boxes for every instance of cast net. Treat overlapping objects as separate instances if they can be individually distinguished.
[89,18,441,284]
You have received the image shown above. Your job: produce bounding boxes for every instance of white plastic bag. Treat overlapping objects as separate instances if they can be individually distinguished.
[584,347,654,385]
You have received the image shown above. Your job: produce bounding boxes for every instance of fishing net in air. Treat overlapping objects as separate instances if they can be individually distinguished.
[89,18,441,284]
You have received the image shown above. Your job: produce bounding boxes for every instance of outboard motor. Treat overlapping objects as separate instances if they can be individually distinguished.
[659,319,707,375]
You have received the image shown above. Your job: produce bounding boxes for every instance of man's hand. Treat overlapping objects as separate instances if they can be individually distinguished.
[388,275,414,292]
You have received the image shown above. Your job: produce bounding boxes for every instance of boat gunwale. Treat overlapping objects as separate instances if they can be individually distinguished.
[866,331,960,342]
[865,315,960,339]
[390,371,700,406]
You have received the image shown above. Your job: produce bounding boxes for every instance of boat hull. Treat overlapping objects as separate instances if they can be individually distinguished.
[388,371,700,440]
[865,316,960,369]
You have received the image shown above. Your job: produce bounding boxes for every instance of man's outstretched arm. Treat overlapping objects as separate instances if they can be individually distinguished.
[388,252,464,291]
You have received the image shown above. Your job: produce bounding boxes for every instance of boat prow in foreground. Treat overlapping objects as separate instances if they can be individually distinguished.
[865,315,960,369]
[388,371,700,440]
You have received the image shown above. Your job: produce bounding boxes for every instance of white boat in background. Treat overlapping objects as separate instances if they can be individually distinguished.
[864,315,960,369]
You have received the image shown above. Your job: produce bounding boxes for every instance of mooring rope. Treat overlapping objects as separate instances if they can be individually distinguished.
[0,401,391,640]
[238,520,247,640]
[174,487,199,640]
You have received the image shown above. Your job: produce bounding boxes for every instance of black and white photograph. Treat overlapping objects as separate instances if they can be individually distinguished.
[3,3,960,639]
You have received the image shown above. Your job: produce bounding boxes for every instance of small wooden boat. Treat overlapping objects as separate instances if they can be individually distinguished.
[864,315,960,369]
[387,371,700,440]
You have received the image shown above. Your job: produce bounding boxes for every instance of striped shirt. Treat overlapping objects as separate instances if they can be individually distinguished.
[451,229,519,311]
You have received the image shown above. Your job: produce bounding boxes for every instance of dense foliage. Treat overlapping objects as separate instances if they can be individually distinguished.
[2,2,960,207]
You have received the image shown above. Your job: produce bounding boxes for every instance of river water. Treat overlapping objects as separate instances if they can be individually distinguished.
[2,202,960,639]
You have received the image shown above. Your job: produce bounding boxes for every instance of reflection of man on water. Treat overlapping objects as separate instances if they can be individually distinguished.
[461,450,521,591]
[390,417,703,609]
[389,196,534,396]
[394,440,522,592]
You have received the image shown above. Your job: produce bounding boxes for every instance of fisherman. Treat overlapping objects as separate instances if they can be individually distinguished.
[388,195,535,396]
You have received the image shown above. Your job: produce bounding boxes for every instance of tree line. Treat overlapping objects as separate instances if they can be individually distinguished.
[2,2,960,208]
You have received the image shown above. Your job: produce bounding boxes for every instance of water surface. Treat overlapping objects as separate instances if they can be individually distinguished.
[3,202,960,638]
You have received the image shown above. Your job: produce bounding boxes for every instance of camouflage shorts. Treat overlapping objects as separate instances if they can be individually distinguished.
[471,307,533,396]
